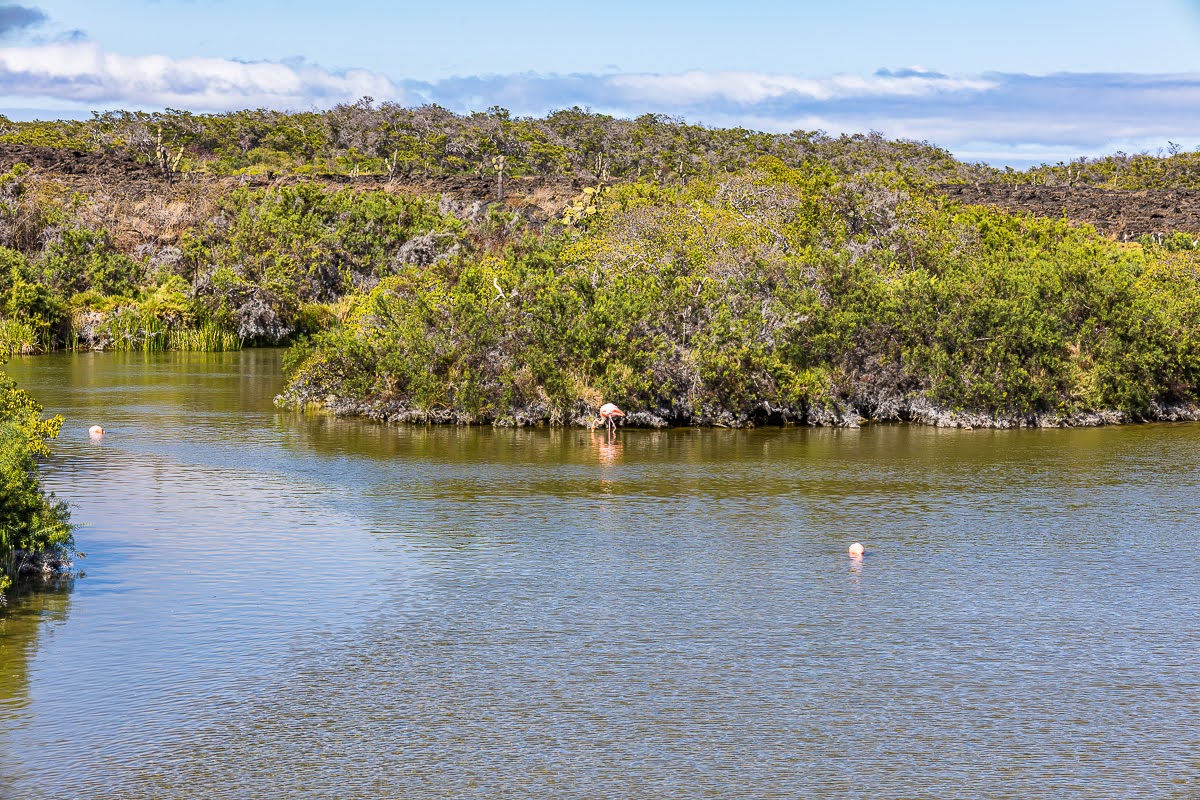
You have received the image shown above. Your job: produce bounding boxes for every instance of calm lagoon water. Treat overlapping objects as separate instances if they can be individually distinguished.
[1,350,1198,799]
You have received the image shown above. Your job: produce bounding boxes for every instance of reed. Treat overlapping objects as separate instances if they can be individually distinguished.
[169,323,243,352]
[0,319,38,357]
[102,309,168,352]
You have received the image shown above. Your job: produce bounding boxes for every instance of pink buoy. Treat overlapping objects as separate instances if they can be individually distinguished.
[848,542,865,557]
[88,425,105,437]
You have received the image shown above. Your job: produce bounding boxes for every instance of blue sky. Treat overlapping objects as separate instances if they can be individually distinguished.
[1,0,1199,165]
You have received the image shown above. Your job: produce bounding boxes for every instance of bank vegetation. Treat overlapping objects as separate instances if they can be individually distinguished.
[1,106,1199,429]
[277,161,1200,428]
[0,361,73,602]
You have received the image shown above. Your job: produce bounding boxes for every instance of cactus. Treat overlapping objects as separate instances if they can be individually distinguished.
[493,154,507,201]
[559,184,604,226]
[155,128,184,184]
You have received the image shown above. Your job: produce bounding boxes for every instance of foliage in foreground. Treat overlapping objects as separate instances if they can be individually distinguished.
[280,162,1200,425]
[0,360,73,595]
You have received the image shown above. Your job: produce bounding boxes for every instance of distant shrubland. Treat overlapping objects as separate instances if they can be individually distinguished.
[1004,144,1200,190]
[0,103,979,184]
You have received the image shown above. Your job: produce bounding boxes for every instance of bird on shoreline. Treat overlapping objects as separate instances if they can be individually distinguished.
[595,403,626,433]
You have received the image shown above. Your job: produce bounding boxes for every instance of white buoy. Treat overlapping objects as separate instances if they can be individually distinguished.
[88,425,105,437]
[848,542,865,557]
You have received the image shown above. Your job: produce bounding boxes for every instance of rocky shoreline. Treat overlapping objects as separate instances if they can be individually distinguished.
[280,391,1200,430]
[0,551,77,606]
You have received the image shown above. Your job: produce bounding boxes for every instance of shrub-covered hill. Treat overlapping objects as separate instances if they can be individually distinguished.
[278,162,1200,428]
[0,110,993,358]
[0,159,537,354]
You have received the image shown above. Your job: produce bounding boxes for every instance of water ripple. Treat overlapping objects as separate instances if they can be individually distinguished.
[0,352,1197,799]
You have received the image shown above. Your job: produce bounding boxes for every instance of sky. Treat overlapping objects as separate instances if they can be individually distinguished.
[0,0,1198,166]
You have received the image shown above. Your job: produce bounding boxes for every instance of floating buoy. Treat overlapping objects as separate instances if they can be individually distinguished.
[88,425,105,437]
[848,542,865,557]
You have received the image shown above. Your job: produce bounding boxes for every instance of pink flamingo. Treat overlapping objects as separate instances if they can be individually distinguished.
[596,402,626,433]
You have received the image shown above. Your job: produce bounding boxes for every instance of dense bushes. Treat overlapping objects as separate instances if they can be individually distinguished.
[6,102,1193,190]
[1006,147,1200,190]
[1,105,981,185]
[183,184,464,342]
[0,164,469,352]
[0,362,73,596]
[280,162,1200,425]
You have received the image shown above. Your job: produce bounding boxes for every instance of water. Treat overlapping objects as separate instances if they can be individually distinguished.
[2,350,1198,799]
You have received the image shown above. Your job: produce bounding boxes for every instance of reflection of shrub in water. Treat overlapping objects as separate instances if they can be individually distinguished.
[0,580,73,710]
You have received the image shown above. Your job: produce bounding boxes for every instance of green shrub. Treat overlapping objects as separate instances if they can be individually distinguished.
[281,167,1200,424]
[0,363,73,594]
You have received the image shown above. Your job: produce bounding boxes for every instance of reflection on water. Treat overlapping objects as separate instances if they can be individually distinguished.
[0,581,72,790]
[1,350,1198,799]
[0,583,72,710]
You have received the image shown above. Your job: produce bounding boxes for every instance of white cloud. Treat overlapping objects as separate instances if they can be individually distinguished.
[0,41,400,109]
[608,70,995,105]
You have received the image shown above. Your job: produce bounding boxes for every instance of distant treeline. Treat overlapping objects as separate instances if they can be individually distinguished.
[3,102,1198,190]
[1,102,980,184]
[1018,144,1200,191]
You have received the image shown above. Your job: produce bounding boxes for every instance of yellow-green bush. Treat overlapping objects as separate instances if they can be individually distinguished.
[0,362,73,594]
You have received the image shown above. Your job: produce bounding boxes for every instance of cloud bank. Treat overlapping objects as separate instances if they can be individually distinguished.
[0,40,1197,165]
[0,42,402,109]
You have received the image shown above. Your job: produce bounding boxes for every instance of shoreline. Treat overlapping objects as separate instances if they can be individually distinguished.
[283,392,1200,430]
